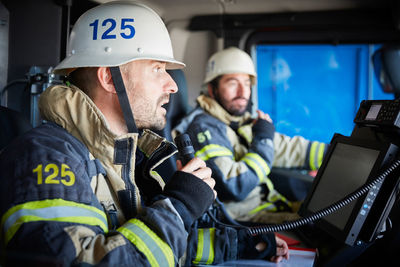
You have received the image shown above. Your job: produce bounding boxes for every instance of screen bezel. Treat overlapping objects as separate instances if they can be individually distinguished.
[300,134,394,244]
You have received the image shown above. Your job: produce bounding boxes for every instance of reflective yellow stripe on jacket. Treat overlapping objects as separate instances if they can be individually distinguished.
[1,198,108,245]
[193,228,215,265]
[249,201,277,213]
[118,219,174,267]
[309,142,326,170]
[248,191,290,214]
[195,144,233,161]
[237,126,252,145]
[242,152,271,183]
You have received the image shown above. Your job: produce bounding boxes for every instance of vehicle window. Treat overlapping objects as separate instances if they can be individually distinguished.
[255,44,394,143]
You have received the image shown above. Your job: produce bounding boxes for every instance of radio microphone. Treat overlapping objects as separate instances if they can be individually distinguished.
[174,133,246,228]
[174,133,195,165]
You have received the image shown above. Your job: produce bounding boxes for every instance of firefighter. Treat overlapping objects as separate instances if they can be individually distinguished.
[173,47,328,224]
[0,2,288,266]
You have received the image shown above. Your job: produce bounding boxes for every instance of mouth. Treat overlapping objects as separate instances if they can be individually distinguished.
[233,98,248,105]
[159,96,170,111]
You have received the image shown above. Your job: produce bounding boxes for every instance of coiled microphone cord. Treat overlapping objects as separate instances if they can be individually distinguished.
[247,159,400,236]
[176,133,400,236]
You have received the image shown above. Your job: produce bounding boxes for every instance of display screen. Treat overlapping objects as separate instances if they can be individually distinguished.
[307,143,380,230]
[365,104,382,121]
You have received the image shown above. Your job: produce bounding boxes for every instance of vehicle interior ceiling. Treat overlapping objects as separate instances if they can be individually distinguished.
[1,0,399,182]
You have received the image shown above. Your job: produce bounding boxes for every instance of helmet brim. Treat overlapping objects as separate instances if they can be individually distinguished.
[53,54,185,75]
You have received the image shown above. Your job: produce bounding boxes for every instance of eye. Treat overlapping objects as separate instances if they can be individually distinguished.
[227,80,238,87]
[152,62,167,73]
[153,66,165,73]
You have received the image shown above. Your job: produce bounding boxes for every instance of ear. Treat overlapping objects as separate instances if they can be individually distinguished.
[97,67,116,94]
[207,84,214,98]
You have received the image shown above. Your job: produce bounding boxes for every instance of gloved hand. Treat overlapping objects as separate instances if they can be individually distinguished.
[259,183,293,213]
[252,110,275,141]
[164,170,215,230]
[265,188,293,212]
[237,229,276,260]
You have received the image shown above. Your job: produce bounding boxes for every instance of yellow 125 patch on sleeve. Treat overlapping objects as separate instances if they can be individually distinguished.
[33,163,76,186]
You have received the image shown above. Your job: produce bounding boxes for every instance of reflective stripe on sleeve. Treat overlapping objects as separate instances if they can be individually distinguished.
[117,219,174,267]
[249,202,277,214]
[1,198,108,245]
[309,142,325,170]
[193,228,215,265]
[242,152,271,182]
[317,143,325,169]
[194,144,233,161]
[150,170,162,181]
[237,126,252,145]
[248,191,291,215]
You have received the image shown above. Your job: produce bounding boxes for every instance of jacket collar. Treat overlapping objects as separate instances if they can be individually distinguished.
[197,94,252,126]
[39,84,126,155]
[39,84,171,165]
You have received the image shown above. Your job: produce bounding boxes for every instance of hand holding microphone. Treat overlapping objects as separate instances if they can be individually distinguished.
[174,134,217,199]
[175,134,241,227]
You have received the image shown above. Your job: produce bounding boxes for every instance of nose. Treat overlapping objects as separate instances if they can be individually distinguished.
[165,73,178,94]
[237,80,251,98]
[237,82,246,96]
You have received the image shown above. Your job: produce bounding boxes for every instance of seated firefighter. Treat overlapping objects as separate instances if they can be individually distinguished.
[0,2,289,266]
[173,47,328,224]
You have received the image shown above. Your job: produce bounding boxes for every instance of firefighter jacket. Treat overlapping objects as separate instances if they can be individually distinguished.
[173,94,327,219]
[0,84,220,266]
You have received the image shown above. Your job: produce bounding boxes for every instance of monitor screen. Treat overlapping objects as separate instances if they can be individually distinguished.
[300,134,398,246]
[307,143,380,230]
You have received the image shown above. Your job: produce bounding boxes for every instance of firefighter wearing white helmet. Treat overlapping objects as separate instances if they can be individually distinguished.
[0,1,219,266]
[1,1,294,265]
[204,46,257,85]
[174,46,328,227]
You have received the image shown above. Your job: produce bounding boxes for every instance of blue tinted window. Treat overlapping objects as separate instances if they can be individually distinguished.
[256,44,393,143]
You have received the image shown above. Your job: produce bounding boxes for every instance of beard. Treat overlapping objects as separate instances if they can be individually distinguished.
[133,94,169,130]
[149,115,167,131]
[215,94,250,116]
[148,116,166,131]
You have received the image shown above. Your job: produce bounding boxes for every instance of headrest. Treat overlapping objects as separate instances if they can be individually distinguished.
[166,69,190,128]
[372,45,400,98]
[0,106,32,150]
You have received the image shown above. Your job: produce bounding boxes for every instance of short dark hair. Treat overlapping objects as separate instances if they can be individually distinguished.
[68,67,99,98]
[209,76,222,95]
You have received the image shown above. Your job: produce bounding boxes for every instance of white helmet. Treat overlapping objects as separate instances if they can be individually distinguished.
[54,1,184,75]
[204,47,257,85]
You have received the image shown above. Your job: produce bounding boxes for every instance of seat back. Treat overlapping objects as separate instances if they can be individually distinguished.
[0,106,33,150]
[162,69,191,135]
[154,69,191,182]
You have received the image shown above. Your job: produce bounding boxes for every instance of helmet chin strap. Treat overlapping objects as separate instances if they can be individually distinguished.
[109,66,138,134]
